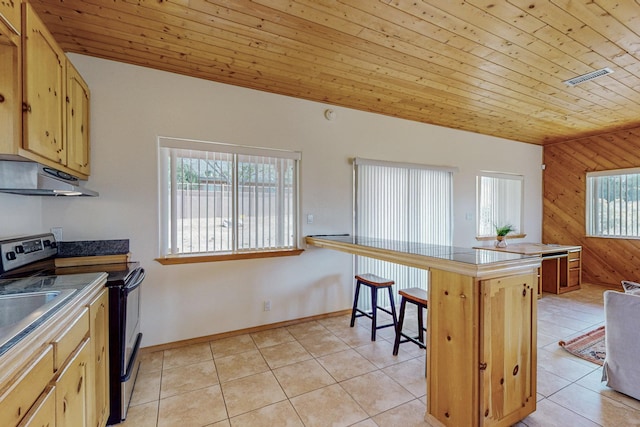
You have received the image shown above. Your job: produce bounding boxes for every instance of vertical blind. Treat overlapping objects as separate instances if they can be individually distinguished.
[477,173,523,237]
[587,168,640,238]
[159,137,300,256]
[354,158,455,308]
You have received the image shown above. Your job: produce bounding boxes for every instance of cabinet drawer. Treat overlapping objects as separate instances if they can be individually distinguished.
[52,308,89,371]
[568,250,581,261]
[0,346,54,427]
[569,270,580,287]
[16,385,55,427]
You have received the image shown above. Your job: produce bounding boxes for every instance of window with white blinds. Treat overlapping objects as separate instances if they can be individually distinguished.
[476,173,524,237]
[354,158,455,306]
[159,137,300,257]
[587,168,640,238]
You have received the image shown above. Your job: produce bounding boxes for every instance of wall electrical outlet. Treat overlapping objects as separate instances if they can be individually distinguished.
[51,227,63,241]
[263,300,271,311]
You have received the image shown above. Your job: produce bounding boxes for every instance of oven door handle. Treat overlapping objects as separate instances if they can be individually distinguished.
[124,268,145,295]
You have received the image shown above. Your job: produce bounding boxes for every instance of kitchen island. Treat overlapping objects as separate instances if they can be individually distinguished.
[306,235,541,427]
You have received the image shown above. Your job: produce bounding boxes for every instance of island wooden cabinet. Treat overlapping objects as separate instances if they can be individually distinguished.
[305,236,540,427]
[23,2,66,166]
[427,270,537,427]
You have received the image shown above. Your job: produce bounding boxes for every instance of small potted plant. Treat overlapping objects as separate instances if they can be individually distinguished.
[495,224,515,248]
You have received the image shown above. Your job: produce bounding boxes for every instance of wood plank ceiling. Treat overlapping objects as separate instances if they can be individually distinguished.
[29,0,640,145]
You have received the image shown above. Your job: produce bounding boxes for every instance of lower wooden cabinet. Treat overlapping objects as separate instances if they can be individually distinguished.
[0,283,109,427]
[427,270,537,427]
[55,339,90,427]
[0,347,54,427]
[89,290,109,427]
[16,386,55,427]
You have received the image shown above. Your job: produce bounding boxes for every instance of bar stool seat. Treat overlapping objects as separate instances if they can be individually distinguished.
[393,287,428,355]
[350,274,398,341]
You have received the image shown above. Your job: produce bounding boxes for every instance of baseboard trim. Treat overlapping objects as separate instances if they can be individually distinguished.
[140,308,352,354]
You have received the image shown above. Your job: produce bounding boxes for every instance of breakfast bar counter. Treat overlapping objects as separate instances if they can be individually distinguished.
[306,235,541,427]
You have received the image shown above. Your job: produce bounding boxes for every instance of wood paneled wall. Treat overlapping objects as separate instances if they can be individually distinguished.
[543,126,640,286]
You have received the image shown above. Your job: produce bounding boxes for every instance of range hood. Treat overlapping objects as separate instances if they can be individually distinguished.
[0,161,98,197]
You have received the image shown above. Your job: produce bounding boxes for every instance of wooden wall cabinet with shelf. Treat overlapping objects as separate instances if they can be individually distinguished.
[0,2,91,179]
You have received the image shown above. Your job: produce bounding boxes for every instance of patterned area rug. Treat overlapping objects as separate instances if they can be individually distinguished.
[559,326,606,366]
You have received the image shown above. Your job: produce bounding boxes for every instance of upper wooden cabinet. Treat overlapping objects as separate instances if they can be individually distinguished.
[23,3,66,167]
[0,2,91,179]
[66,61,90,176]
[0,0,21,35]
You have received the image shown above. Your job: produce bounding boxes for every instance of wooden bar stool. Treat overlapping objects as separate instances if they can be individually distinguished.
[350,273,398,341]
[393,287,428,355]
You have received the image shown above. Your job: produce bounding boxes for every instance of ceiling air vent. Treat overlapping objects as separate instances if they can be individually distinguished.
[563,68,614,87]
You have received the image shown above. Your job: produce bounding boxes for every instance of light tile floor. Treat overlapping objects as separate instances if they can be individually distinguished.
[118,284,640,427]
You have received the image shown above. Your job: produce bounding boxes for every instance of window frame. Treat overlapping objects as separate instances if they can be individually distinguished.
[586,167,640,239]
[157,137,302,263]
[476,172,525,239]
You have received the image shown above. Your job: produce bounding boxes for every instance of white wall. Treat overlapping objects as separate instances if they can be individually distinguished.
[1,54,543,347]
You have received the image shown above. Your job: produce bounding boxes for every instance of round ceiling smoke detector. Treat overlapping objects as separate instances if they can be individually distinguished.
[324,109,336,121]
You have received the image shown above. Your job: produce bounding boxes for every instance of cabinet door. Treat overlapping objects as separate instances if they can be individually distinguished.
[56,338,90,427]
[0,0,20,35]
[22,4,66,165]
[16,386,55,427]
[480,273,537,427]
[89,290,109,427]
[0,14,20,156]
[66,61,90,176]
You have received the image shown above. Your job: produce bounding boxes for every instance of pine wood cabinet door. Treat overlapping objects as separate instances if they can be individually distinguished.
[479,273,537,427]
[16,386,55,427]
[0,0,20,34]
[0,13,20,156]
[22,3,66,165]
[56,338,90,427]
[66,61,90,176]
[89,290,109,427]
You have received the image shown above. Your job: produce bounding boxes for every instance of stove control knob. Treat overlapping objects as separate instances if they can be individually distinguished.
[6,252,16,261]
[43,239,51,247]
[15,245,24,254]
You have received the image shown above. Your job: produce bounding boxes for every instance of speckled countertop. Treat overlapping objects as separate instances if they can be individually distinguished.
[57,239,129,257]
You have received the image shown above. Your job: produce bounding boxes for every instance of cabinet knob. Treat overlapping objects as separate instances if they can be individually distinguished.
[22,102,31,113]
[0,94,4,103]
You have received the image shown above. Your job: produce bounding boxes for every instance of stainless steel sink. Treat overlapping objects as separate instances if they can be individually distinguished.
[0,289,77,350]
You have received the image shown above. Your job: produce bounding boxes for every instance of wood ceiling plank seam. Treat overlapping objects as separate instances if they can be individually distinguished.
[472,1,640,93]
[193,0,640,121]
[551,0,640,58]
[351,2,629,113]
[117,0,552,115]
[510,0,640,76]
[219,0,600,117]
[124,1,596,125]
[390,0,629,108]
[330,2,610,113]
[37,4,442,104]
[465,0,548,34]
[284,3,610,120]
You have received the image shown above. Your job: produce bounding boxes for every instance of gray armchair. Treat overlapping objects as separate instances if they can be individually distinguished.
[602,290,640,400]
